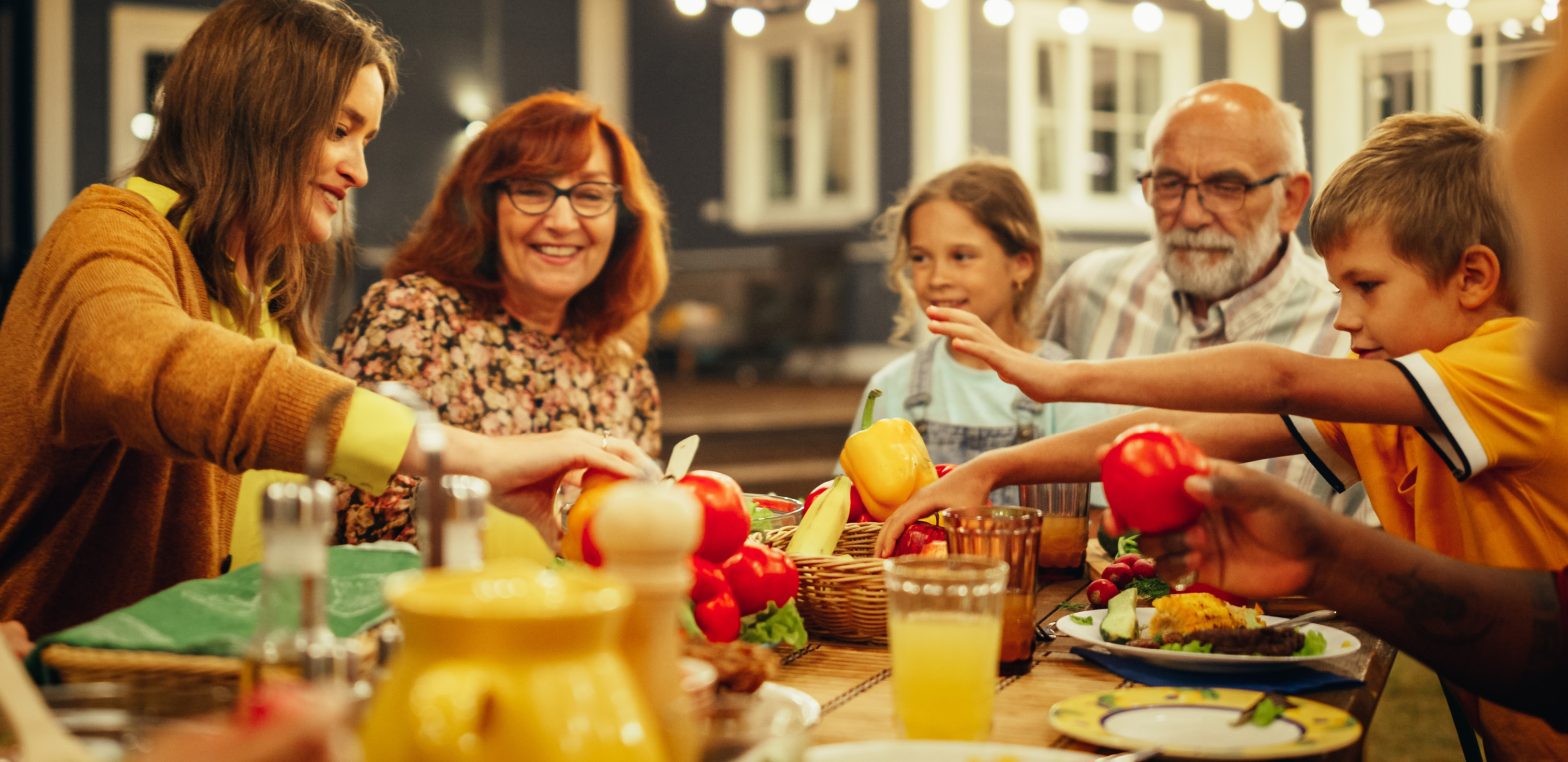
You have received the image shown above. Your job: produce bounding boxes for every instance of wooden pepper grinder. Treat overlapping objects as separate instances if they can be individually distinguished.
[593,480,703,762]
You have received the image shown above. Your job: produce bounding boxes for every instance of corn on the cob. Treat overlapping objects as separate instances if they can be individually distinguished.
[1148,592,1244,641]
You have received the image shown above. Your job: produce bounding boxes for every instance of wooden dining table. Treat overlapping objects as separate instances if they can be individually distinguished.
[772,574,1397,760]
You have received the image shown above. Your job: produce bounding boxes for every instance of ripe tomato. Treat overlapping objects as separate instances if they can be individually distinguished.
[693,590,741,643]
[1099,425,1210,534]
[690,556,731,602]
[679,470,750,564]
[720,542,799,616]
[562,471,629,566]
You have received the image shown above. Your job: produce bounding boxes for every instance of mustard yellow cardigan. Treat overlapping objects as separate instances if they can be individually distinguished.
[0,185,361,634]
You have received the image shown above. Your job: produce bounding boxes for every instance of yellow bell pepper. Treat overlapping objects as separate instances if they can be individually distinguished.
[839,389,939,521]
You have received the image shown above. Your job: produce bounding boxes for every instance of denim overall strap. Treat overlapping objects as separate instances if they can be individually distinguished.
[903,338,1027,505]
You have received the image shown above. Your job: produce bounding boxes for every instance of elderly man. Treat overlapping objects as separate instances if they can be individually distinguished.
[1040,80,1366,519]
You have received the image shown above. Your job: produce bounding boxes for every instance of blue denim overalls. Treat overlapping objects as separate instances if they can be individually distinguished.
[904,339,1069,506]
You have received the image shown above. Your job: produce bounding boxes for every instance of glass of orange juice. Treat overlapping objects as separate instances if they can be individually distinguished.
[1019,482,1091,580]
[884,555,1007,741]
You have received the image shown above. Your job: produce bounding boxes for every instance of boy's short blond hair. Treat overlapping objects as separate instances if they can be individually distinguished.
[1310,113,1514,295]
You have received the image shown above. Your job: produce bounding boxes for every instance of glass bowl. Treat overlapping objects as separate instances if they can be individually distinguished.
[746,494,805,534]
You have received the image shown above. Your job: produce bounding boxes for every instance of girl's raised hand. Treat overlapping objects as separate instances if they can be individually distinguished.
[925,305,1064,402]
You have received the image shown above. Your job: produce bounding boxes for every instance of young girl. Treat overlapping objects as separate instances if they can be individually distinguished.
[855,159,1106,505]
[0,0,645,636]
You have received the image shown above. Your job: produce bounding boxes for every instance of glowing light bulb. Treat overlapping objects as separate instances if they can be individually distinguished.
[805,0,835,24]
[732,7,765,36]
[982,0,1015,25]
[130,112,156,141]
[1133,1,1164,31]
[675,0,706,16]
[921,0,951,9]
[835,0,859,9]
[1544,2,1559,21]
[1226,0,1255,20]
[1500,17,1525,38]
[464,120,487,140]
[1357,8,1384,35]
[1340,0,1368,16]
[1447,8,1473,34]
[1059,5,1090,34]
[1279,0,1307,28]
[1259,0,1285,13]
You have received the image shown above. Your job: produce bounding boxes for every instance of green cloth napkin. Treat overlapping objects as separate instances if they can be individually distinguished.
[28,544,421,682]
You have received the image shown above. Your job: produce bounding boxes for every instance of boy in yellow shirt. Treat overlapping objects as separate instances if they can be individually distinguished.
[879,112,1568,573]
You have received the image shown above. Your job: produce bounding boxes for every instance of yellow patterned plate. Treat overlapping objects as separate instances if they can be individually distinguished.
[1049,687,1362,759]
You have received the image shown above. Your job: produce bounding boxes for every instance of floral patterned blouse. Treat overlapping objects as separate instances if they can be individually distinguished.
[330,272,661,545]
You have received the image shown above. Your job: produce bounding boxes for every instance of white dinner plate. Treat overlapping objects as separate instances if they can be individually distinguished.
[806,740,1096,761]
[1052,608,1360,673]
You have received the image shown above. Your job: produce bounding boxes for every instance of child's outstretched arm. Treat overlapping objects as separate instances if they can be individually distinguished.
[873,406,1298,556]
[930,306,1437,428]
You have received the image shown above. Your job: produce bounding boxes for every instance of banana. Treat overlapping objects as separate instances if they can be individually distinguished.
[786,475,851,556]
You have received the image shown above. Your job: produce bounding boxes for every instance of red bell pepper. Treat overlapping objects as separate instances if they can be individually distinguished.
[720,542,799,616]
[690,556,730,603]
[892,523,947,557]
[693,590,741,642]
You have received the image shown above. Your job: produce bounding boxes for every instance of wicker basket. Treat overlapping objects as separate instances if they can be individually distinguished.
[761,523,890,645]
[38,626,386,700]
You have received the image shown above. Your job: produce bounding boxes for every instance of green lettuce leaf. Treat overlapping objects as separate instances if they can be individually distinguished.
[739,600,808,650]
[1294,629,1327,657]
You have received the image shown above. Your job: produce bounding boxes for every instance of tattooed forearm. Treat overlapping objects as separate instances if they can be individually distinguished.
[1374,564,1495,645]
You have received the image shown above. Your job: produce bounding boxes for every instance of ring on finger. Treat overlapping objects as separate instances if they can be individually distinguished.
[598,429,609,450]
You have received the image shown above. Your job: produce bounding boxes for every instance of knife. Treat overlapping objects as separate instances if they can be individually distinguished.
[663,434,700,481]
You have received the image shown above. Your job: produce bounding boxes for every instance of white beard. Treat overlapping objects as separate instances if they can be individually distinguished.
[1157,199,1285,301]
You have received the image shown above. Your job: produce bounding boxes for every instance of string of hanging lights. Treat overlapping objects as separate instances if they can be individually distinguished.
[674,0,1559,38]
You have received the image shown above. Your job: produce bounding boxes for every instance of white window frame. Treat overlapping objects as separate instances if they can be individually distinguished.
[109,5,209,179]
[724,5,878,234]
[1311,0,1541,182]
[1007,0,1199,234]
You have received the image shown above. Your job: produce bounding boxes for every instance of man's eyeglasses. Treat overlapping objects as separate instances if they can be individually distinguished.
[500,179,621,218]
[1136,171,1284,214]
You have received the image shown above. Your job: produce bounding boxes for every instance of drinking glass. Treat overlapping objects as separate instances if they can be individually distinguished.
[883,555,1007,741]
[1018,482,1091,580]
[940,506,1044,676]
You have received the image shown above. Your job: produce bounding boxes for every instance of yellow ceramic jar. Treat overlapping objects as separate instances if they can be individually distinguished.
[360,560,667,762]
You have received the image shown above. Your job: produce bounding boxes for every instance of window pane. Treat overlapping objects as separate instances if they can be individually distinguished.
[768,54,795,201]
[1036,44,1061,193]
[1473,25,1550,124]
[1091,130,1117,195]
[1362,48,1429,137]
[1133,51,1161,117]
[1090,46,1117,112]
[823,44,852,196]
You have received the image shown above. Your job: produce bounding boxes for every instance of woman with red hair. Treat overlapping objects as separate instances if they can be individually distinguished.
[329,91,670,547]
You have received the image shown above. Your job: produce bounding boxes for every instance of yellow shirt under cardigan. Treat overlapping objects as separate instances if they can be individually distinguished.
[125,180,553,568]
[1285,317,1568,570]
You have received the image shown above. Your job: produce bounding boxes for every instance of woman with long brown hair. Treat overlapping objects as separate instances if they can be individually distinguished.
[0,0,647,636]
[330,91,669,548]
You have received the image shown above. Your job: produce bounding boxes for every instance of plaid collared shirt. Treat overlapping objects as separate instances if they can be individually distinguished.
[1042,234,1376,524]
